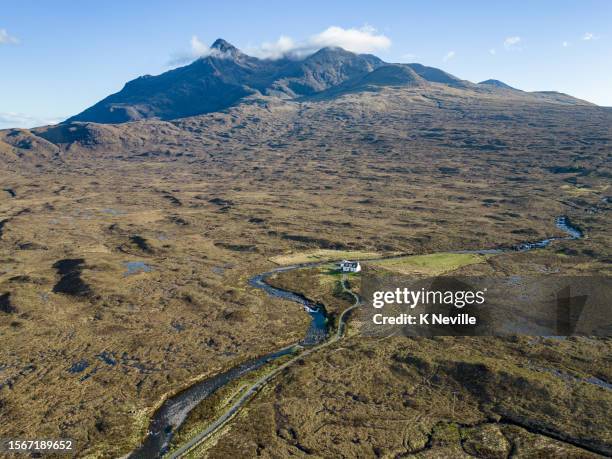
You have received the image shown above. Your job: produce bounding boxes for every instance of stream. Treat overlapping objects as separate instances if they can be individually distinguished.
[129,215,583,458]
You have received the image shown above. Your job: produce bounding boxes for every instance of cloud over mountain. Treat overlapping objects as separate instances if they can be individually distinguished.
[184,26,391,62]
[247,25,391,59]
[305,25,391,55]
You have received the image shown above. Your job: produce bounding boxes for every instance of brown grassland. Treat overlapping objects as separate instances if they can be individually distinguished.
[0,85,610,457]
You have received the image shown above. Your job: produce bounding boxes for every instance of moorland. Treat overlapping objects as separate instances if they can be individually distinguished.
[0,41,610,457]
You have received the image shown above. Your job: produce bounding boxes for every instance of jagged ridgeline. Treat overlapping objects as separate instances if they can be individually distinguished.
[65,38,592,124]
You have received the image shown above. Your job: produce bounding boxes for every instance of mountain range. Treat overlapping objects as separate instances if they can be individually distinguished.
[66,38,592,124]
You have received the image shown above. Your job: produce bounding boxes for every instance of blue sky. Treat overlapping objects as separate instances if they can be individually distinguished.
[1,0,611,128]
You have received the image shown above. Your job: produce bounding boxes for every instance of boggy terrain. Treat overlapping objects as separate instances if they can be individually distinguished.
[203,335,611,458]
[0,83,610,457]
[244,250,611,458]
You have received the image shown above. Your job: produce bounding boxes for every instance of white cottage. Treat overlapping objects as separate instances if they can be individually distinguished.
[339,260,361,273]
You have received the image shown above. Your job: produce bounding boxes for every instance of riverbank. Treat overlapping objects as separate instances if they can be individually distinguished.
[130,216,587,458]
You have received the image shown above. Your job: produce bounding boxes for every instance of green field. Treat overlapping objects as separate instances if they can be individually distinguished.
[371,252,488,275]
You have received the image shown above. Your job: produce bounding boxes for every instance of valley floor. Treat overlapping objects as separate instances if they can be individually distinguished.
[0,89,610,457]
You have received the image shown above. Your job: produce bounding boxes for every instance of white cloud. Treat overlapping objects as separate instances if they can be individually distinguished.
[190,36,235,59]
[489,48,496,55]
[0,29,19,45]
[247,25,391,59]
[582,32,596,41]
[442,50,455,62]
[562,41,569,47]
[503,36,522,50]
[307,25,391,54]
[190,35,210,56]
[0,112,64,129]
[171,26,391,65]
[249,35,297,59]
[168,35,235,65]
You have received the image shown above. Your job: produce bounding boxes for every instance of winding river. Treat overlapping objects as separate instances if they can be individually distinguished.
[129,215,583,458]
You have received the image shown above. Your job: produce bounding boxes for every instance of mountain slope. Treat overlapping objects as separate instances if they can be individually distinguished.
[67,39,268,123]
[68,40,387,123]
[65,40,469,124]
[306,64,425,99]
[479,79,516,90]
[66,39,595,124]
[267,47,384,97]
[406,63,468,87]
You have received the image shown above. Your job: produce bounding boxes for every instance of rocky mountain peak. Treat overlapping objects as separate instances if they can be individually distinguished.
[211,38,239,54]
